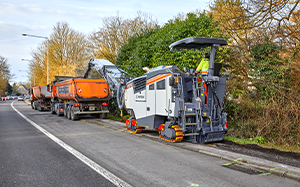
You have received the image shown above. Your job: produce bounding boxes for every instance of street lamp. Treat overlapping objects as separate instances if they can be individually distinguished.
[22,33,49,84]
[22,59,32,62]
[21,59,35,86]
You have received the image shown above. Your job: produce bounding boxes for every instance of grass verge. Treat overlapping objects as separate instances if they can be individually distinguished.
[225,135,300,153]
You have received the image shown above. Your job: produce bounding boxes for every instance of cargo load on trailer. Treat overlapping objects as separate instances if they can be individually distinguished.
[85,37,228,144]
[30,85,51,111]
[49,76,110,120]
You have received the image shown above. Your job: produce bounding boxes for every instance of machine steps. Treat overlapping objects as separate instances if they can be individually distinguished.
[184,133,199,136]
[186,123,197,126]
[185,113,197,116]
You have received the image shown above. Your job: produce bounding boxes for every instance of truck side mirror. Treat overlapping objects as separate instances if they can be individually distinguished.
[47,85,52,92]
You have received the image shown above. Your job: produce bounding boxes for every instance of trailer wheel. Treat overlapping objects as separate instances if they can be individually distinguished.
[67,106,71,119]
[50,106,55,114]
[31,101,34,109]
[70,106,79,121]
[64,106,68,117]
[99,113,107,119]
[56,107,60,116]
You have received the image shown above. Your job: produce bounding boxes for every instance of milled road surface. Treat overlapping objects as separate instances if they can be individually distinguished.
[1,100,299,186]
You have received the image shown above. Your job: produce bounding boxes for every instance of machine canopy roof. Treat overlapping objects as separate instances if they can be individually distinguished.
[169,37,227,51]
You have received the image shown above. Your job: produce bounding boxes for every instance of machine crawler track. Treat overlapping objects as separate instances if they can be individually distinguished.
[125,119,143,133]
[159,125,183,143]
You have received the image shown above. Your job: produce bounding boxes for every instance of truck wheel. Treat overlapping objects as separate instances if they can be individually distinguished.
[51,106,55,114]
[64,106,68,117]
[71,106,79,121]
[67,106,71,119]
[99,113,107,119]
[56,107,60,116]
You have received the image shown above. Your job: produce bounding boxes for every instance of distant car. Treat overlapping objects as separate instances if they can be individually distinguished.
[18,96,24,101]
[6,96,12,100]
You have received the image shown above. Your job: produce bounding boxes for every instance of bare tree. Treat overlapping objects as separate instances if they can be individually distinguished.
[30,22,90,85]
[89,11,158,63]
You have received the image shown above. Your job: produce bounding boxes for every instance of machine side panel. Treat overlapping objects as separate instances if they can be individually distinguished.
[155,78,167,116]
[136,115,165,129]
[146,83,156,117]
[125,86,147,119]
[214,77,227,103]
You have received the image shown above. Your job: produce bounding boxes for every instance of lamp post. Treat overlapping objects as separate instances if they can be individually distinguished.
[22,33,49,84]
[21,59,34,86]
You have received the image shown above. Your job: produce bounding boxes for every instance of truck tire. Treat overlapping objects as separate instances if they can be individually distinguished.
[67,106,71,119]
[64,105,68,117]
[99,113,107,119]
[31,101,34,109]
[56,107,60,116]
[51,106,55,114]
[70,106,79,121]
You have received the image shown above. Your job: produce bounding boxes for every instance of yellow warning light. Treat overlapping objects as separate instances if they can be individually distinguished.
[203,112,206,117]
[175,77,177,83]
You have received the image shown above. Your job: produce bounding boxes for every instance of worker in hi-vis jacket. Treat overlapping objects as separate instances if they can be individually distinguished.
[195,53,210,74]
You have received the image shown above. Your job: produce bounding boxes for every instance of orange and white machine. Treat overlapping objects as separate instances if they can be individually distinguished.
[87,37,229,143]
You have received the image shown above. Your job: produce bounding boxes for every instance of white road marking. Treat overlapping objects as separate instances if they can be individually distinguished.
[11,101,131,187]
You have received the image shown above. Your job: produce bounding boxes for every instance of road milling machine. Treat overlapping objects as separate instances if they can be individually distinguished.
[85,37,229,143]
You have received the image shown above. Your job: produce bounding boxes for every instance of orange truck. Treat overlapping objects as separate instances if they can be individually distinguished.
[49,76,110,120]
[30,85,52,111]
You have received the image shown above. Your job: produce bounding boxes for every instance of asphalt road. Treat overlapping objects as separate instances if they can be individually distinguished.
[0,100,115,187]
[1,100,299,186]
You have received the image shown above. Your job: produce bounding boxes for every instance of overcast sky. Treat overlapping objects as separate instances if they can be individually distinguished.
[0,0,209,83]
